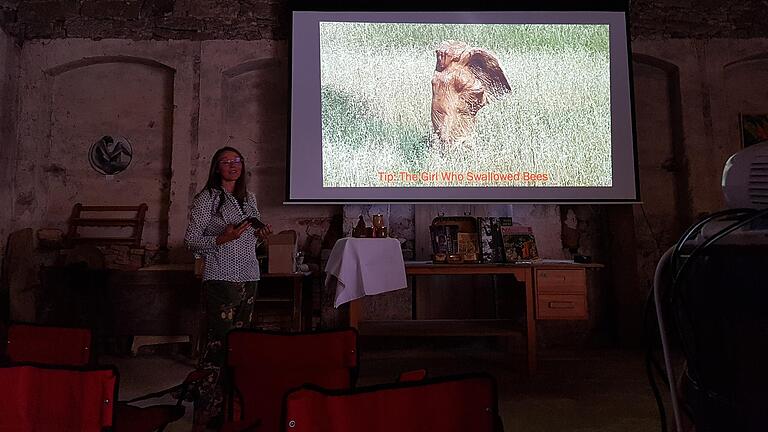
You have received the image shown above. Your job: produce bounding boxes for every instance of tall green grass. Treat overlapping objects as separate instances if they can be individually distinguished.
[320,22,611,188]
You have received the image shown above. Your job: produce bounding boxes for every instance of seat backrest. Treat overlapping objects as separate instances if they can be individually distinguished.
[283,373,501,432]
[226,329,358,432]
[0,321,7,362]
[0,364,117,432]
[7,323,92,366]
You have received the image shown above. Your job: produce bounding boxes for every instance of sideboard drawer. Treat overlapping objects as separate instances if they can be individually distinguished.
[536,294,588,320]
[536,268,586,294]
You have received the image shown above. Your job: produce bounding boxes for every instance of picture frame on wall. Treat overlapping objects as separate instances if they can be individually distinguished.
[739,113,768,148]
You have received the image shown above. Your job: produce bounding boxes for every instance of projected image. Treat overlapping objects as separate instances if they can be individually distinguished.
[432,41,511,145]
[319,22,612,188]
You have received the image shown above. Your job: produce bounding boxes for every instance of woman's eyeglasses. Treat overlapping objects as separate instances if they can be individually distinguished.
[218,157,243,166]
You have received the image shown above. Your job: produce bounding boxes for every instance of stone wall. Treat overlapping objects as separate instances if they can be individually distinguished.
[630,0,768,40]
[8,38,338,267]
[0,27,19,259]
[1,0,285,41]
[624,38,768,339]
[3,0,768,340]
[3,1,768,42]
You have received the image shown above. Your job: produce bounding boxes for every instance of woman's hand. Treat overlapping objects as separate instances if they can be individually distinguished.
[255,224,273,241]
[216,221,250,245]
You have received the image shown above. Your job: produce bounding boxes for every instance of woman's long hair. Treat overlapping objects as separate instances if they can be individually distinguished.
[204,146,248,211]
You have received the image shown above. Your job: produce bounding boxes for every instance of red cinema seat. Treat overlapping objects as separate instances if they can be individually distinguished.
[6,323,93,366]
[0,321,7,361]
[0,364,117,432]
[3,324,208,431]
[222,329,358,432]
[283,373,503,432]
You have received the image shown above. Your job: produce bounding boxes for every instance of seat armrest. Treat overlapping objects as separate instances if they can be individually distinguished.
[398,369,427,382]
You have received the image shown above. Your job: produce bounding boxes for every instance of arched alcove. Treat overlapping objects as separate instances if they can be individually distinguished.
[43,56,175,248]
[219,58,291,219]
[618,54,691,340]
[632,54,691,242]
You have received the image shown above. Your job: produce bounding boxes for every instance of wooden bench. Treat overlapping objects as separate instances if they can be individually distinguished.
[66,203,148,248]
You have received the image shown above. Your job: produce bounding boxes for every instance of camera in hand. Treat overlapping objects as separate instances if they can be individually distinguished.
[247,217,266,229]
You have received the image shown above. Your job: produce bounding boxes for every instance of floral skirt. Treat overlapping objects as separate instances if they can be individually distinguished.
[193,280,257,427]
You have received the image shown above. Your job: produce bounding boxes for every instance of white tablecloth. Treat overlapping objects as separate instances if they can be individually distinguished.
[325,237,408,308]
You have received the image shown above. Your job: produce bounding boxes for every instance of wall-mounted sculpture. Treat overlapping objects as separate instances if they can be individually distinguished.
[88,135,133,175]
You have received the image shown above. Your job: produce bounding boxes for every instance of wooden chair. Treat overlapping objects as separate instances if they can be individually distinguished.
[282,373,503,432]
[1,324,208,432]
[66,203,148,248]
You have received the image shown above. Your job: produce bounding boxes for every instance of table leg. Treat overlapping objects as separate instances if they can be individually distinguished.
[523,271,537,374]
[349,299,361,329]
[302,277,313,331]
[292,277,302,332]
[493,275,499,318]
[411,275,417,320]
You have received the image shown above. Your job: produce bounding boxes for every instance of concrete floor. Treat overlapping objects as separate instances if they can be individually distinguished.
[105,340,659,432]
[359,342,660,432]
[106,340,661,432]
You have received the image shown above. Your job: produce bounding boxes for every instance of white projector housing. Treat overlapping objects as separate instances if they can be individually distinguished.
[722,141,768,209]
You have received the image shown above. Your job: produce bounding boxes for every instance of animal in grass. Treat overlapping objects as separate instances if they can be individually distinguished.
[431,41,511,145]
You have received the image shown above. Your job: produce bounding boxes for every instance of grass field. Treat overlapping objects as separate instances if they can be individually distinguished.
[319,22,611,188]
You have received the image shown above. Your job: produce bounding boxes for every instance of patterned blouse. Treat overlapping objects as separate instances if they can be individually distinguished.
[184,188,262,282]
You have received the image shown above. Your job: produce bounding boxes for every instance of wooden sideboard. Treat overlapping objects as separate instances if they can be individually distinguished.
[39,266,200,336]
[348,261,602,374]
[535,267,590,320]
[38,264,316,356]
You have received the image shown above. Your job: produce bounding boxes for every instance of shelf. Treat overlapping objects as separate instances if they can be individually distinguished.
[68,237,137,244]
[357,319,523,336]
[253,297,292,303]
[261,272,315,278]
[70,218,140,226]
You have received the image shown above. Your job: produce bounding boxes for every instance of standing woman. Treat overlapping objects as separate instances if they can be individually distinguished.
[184,146,271,430]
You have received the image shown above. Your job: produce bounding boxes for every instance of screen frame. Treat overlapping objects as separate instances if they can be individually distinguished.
[285,0,640,204]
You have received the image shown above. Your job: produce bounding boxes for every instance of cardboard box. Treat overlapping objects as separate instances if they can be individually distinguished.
[268,231,297,274]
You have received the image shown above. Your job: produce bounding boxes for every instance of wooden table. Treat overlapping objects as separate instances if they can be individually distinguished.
[259,271,315,332]
[40,265,202,355]
[196,261,317,332]
[348,261,601,374]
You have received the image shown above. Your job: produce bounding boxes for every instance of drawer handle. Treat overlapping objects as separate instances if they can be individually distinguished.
[540,272,568,282]
[548,301,575,309]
